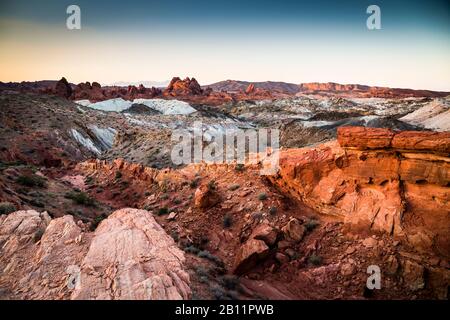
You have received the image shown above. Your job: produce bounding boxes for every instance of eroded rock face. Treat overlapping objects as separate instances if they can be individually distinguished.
[269,127,450,259]
[54,77,73,98]
[194,184,220,209]
[165,77,203,96]
[0,209,191,300]
[72,208,190,300]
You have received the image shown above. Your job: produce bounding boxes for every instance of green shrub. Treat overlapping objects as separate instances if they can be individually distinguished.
[157,207,169,216]
[258,192,268,201]
[184,245,200,254]
[160,193,169,200]
[223,214,232,228]
[189,179,199,189]
[16,174,46,188]
[65,191,96,207]
[34,228,45,242]
[207,180,217,191]
[304,219,319,231]
[269,206,277,215]
[195,266,210,278]
[115,171,122,180]
[0,202,16,215]
[198,250,223,265]
[91,214,107,231]
[235,163,245,172]
[308,254,323,266]
[219,275,240,290]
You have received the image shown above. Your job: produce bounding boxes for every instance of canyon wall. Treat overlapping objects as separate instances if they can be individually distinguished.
[270,127,449,258]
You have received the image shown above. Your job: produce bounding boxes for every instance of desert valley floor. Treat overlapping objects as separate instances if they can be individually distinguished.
[0,78,448,300]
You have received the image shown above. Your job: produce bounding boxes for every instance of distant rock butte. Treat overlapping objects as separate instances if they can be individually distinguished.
[165,77,203,96]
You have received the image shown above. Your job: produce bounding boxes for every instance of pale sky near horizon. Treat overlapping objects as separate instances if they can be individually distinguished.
[0,0,449,90]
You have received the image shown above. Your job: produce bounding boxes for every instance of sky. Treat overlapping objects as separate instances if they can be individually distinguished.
[0,0,449,90]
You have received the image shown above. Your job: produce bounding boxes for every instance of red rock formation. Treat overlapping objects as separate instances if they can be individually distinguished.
[269,127,450,259]
[245,84,255,94]
[298,82,449,98]
[165,77,203,96]
[69,80,162,102]
[54,77,72,98]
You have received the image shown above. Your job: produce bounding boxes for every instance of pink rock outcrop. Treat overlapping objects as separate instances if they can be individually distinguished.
[0,208,191,300]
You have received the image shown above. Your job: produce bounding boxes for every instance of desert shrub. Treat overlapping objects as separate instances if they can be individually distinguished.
[189,179,199,189]
[235,164,245,172]
[269,206,277,215]
[226,290,240,300]
[258,192,267,201]
[65,191,96,207]
[159,178,169,192]
[173,198,182,205]
[308,254,323,266]
[184,245,200,254]
[219,275,240,290]
[0,202,16,215]
[223,214,233,229]
[157,207,169,216]
[16,174,46,188]
[198,250,223,265]
[115,171,122,180]
[90,214,107,231]
[195,266,210,279]
[207,180,217,191]
[29,198,45,208]
[228,184,240,191]
[160,193,169,200]
[170,230,179,242]
[210,285,227,300]
[34,228,45,242]
[304,219,319,232]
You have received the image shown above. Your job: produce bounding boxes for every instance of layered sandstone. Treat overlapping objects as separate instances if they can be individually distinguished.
[269,127,449,258]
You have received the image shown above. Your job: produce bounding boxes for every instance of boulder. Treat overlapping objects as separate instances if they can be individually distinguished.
[402,260,425,291]
[233,238,269,275]
[281,218,305,242]
[251,222,278,246]
[194,184,220,209]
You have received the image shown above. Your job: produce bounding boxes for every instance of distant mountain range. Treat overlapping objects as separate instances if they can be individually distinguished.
[107,81,170,88]
[1,78,448,99]
[204,80,449,97]
[204,80,300,94]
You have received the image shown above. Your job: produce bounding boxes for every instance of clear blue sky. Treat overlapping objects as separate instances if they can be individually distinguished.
[0,0,449,90]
